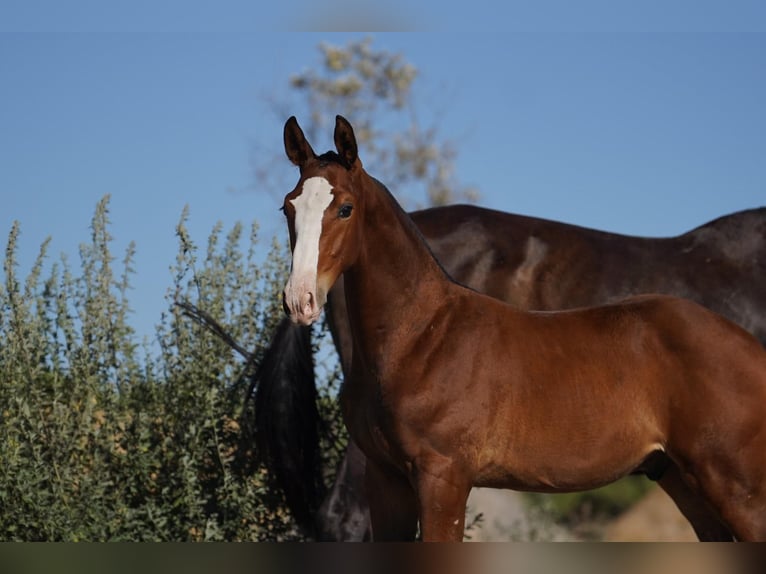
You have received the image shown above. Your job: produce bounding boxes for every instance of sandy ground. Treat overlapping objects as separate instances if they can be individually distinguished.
[602,486,696,541]
[465,485,696,542]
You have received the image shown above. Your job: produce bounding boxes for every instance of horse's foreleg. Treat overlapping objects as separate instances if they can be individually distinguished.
[415,457,472,542]
[364,457,419,541]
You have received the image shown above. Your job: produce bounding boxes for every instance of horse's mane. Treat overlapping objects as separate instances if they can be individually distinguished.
[316,150,352,169]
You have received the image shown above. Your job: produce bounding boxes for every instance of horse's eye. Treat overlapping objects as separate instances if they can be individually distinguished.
[338,203,353,219]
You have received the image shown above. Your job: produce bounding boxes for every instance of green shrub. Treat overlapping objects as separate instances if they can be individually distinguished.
[0,195,342,541]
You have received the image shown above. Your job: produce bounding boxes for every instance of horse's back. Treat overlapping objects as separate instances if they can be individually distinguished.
[609,293,763,355]
[412,204,766,345]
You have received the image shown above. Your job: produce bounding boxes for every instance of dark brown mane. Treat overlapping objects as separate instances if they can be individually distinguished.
[316,150,351,169]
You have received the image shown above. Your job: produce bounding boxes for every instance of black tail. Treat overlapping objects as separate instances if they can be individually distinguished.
[249,316,325,535]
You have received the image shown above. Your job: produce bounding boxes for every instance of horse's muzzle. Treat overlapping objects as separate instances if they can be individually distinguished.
[283,283,322,326]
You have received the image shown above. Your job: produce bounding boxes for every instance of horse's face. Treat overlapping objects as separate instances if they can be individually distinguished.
[282,163,362,325]
[281,115,363,325]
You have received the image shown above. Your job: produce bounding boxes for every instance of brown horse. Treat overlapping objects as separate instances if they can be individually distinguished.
[279,115,766,541]
[318,204,766,541]
[255,202,766,541]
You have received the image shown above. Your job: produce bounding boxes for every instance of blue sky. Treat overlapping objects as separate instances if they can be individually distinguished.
[2,25,765,340]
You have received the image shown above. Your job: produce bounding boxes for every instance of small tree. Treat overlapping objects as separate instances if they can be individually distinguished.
[259,36,477,208]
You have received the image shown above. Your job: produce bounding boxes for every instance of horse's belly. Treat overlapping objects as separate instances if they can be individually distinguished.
[474,438,664,493]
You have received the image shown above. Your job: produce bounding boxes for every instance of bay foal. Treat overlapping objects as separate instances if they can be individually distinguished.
[280,115,766,541]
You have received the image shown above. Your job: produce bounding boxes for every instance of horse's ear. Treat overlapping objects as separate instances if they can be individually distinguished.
[334,115,358,168]
[284,116,316,167]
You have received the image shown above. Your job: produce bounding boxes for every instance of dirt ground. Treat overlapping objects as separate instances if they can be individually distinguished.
[466,485,697,542]
[602,486,697,541]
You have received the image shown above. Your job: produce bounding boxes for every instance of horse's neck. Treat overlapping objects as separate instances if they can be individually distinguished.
[343,177,451,360]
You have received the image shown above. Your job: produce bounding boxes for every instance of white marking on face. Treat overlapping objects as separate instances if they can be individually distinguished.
[290,176,334,278]
[284,176,334,323]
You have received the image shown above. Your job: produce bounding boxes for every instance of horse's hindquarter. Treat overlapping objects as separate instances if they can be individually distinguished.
[647,296,766,459]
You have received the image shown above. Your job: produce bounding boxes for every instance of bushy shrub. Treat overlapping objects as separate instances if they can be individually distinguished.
[0,196,341,541]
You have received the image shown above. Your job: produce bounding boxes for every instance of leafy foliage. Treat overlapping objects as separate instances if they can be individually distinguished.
[0,196,331,541]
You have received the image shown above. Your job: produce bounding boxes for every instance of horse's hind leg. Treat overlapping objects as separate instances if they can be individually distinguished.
[315,440,371,541]
[656,463,733,541]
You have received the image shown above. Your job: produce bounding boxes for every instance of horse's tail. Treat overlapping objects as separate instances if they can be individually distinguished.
[249,316,324,536]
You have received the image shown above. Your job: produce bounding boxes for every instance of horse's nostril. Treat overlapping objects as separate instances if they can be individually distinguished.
[302,292,315,313]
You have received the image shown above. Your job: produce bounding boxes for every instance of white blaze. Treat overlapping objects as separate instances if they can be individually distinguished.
[285,176,334,322]
[290,176,334,278]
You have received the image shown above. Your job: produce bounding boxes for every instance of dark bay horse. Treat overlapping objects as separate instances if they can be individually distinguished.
[278,115,766,541]
[255,192,766,540]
